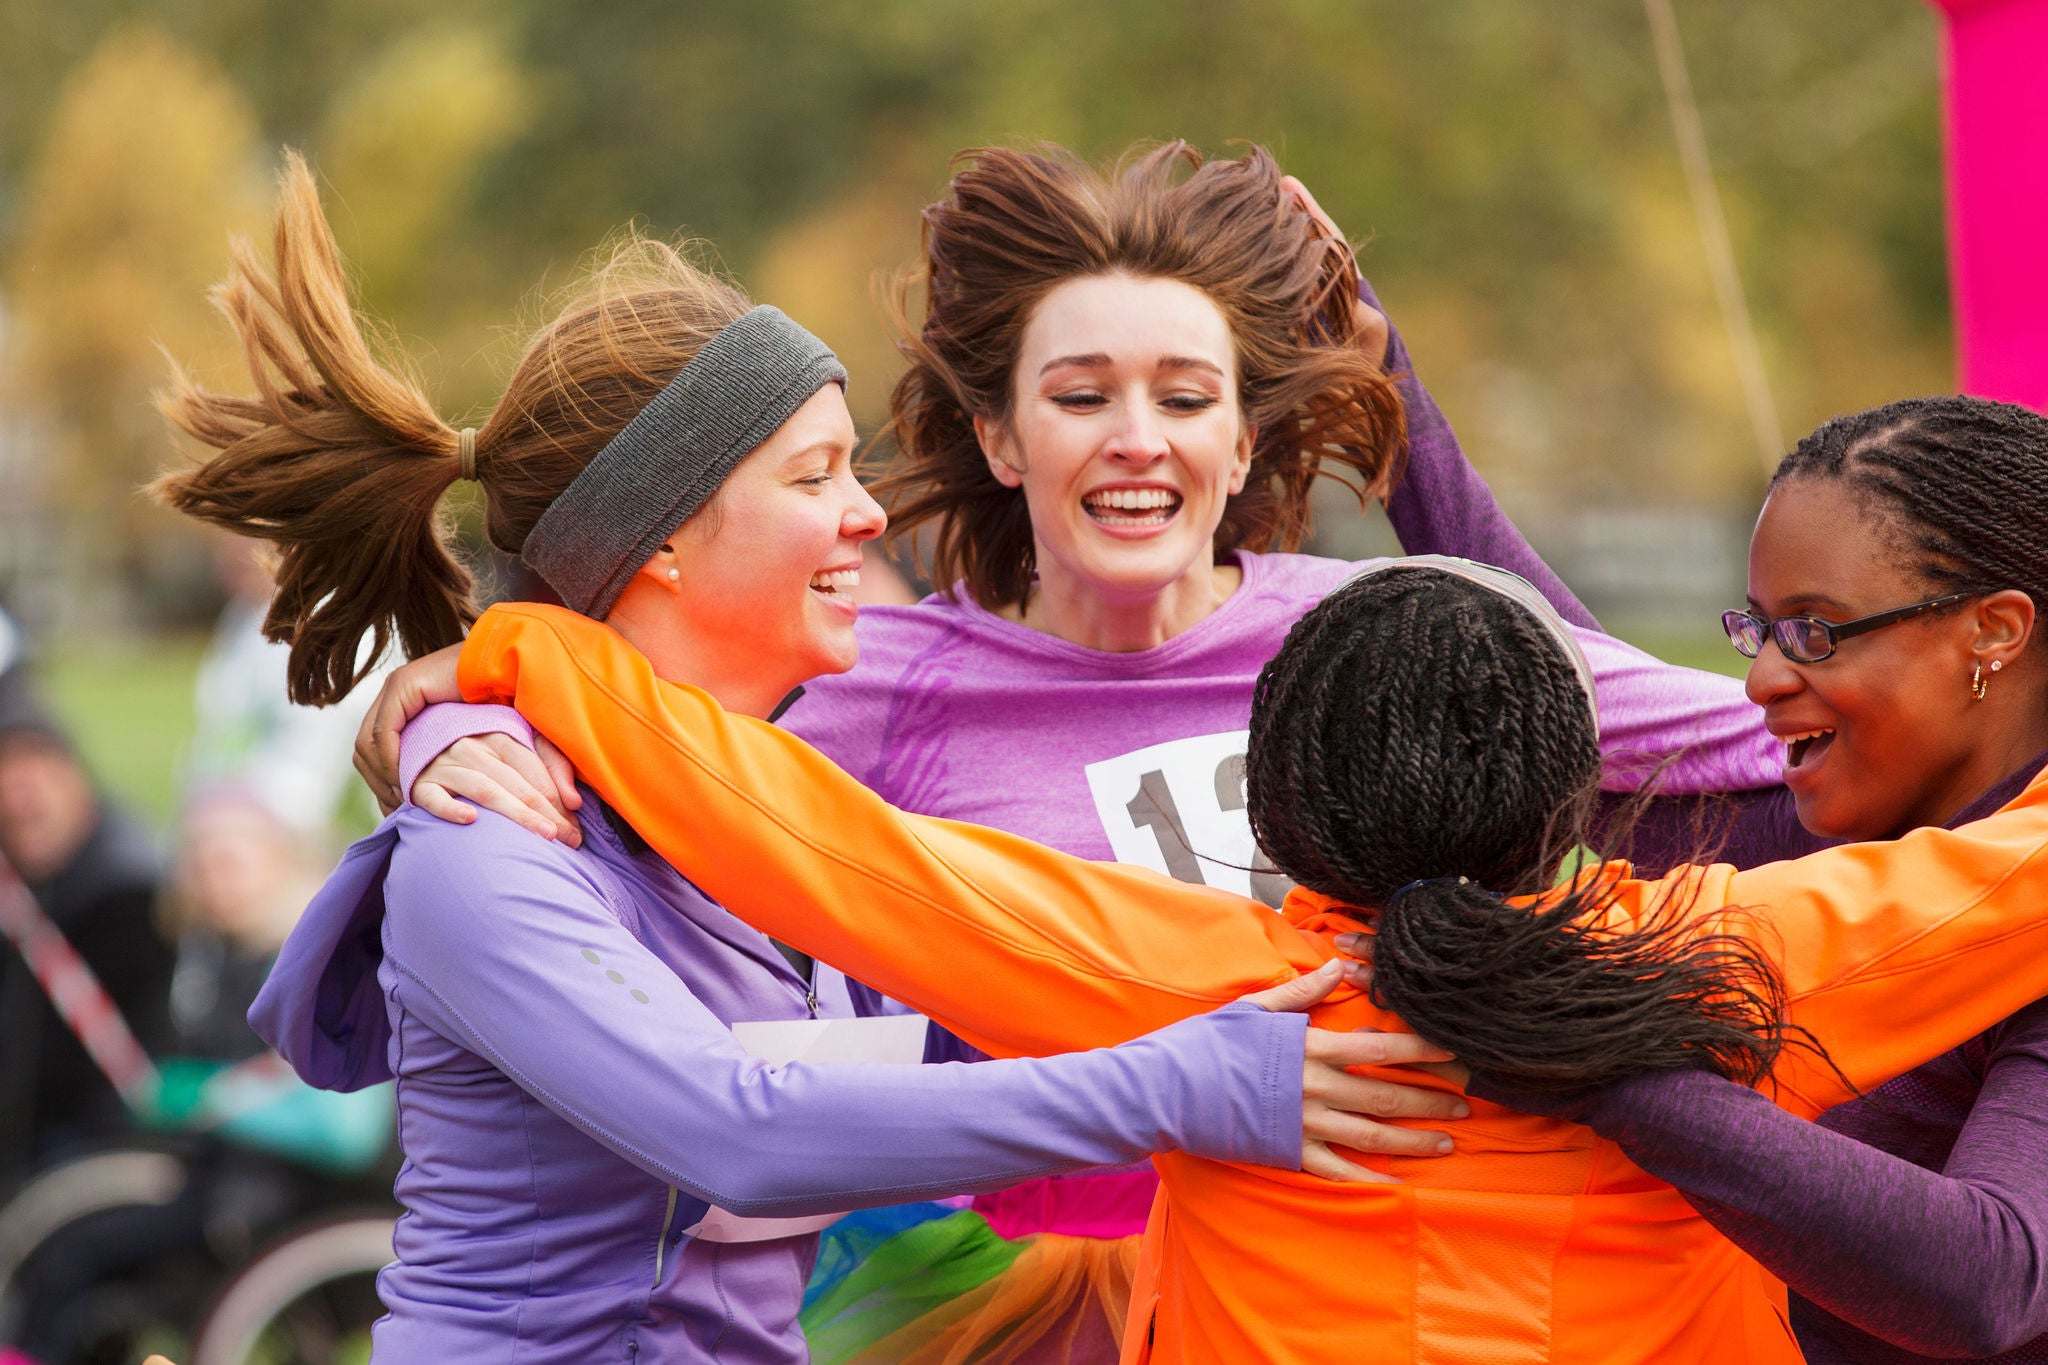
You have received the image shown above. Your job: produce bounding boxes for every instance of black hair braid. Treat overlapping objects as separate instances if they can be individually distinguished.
[1246,568,1792,1091]
[1249,569,1598,902]
[1773,395,2048,617]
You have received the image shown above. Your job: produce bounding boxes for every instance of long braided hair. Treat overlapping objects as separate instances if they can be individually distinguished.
[1771,395,2048,619]
[1246,567,1792,1091]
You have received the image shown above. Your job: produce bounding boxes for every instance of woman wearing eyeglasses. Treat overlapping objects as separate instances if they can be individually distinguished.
[1475,394,2048,1363]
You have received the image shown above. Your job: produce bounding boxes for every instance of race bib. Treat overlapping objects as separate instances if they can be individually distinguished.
[683,1014,930,1243]
[1083,731,1292,908]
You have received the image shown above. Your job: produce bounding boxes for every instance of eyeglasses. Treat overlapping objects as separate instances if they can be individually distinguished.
[1721,593,1976,664]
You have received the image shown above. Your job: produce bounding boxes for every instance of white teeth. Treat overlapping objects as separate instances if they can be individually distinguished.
[808,569,860,592]
[1084,488,1179,511]
[1779,728,1835,747]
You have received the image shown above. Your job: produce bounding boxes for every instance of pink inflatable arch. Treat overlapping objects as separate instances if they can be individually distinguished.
[1928,0,2048,408]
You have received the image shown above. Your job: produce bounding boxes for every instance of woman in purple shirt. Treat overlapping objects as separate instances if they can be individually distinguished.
[149,155,1451,1364]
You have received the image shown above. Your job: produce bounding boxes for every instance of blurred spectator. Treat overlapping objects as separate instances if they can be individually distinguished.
[184,538,385,839]
[0,606,173,1177]
[165,789,322,1064]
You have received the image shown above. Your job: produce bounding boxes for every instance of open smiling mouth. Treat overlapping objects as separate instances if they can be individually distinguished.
[1783,728,1837,770]
[807,568,860,597]
[1082,488,1182,528]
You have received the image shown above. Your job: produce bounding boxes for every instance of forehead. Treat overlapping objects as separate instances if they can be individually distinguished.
[752,384,855,462]
[1748,475,1925,609]
[1020,274,1234,370]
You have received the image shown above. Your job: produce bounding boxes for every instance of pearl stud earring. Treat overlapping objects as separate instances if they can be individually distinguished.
[667,568,680,582]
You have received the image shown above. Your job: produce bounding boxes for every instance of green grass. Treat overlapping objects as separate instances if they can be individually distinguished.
[42,636,209,833]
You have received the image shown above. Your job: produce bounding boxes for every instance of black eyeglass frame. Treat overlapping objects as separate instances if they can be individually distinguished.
[1721,592,1978,664]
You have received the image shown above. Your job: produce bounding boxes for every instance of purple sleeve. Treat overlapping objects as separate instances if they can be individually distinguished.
[398,702,535,800]
[1596,784,1831,876]
[1354,282,1788,801]
[1571,627,1783,796]
[381,810,1305,1214]
[1471,1008,2048,1356]
[1367,277,1598,632]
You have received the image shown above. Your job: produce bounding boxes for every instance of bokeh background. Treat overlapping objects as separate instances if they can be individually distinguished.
[0,0,1948,821]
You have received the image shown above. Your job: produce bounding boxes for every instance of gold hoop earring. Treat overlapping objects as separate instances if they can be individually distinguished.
[1972,662,1989,701]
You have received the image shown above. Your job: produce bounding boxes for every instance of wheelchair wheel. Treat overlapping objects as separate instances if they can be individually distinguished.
[187,1214,392,1365]
[0,1146,192,1355]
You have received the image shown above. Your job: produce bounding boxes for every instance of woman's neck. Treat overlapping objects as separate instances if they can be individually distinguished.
[1900,698,2048,836]
[605,608,789,721]
[1004,559,1245,653]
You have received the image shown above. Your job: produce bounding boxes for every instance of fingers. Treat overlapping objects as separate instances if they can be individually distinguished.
[1308,1064,1468,1123]
[426,740,568,842]
[1301,1143,1399,1185]
[1281,175,1341,240]
[1353,299,1392,366]
[483,734,582,848]
[534,734,583,812]
[1305,1027,1453,1069]
[1237,958,1344,1013]
[412,782,478,827]
[1305,1107,1456,1159]
[355,695,404,813]
[354,745,400,818]
[351,643,477,812]
[1332,932,1374,964]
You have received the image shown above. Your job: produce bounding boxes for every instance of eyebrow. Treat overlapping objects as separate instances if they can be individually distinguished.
[1747,592,1854,616]
[775,440,847,468]
[1037,353,1226,377]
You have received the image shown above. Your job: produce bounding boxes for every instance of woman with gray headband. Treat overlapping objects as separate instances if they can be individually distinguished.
[150,154,1448,1364]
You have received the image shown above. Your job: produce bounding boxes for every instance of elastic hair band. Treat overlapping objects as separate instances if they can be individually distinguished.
[520,305,848,617]
[1390,875,1470,902]
[457,428,477,481]
[1333,554,1600,724]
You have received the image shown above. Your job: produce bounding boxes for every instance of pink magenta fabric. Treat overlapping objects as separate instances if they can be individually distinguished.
[1929,0,2048,406]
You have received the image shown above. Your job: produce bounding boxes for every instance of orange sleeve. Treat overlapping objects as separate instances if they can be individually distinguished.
[457,604,1324,1059]
[458,604,2048,1106]
[1715,793,2048,1117]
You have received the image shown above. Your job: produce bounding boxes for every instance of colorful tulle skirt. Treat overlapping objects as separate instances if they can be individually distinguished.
[801,1166,1157,1364]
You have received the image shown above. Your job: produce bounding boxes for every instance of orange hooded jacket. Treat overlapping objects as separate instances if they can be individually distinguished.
[456,603,2048,1365]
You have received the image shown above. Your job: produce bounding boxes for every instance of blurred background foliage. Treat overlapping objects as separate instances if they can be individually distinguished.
[0,0,1950,812]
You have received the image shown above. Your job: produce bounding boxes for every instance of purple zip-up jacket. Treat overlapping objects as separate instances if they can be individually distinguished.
[249,762,1305,1363]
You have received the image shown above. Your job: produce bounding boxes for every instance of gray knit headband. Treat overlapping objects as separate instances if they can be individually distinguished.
[520,305,848,617]
[1335,555,1599,722]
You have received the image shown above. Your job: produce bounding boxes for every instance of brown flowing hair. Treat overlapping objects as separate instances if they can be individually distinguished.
[154,151,752,706]
[876,141,1407,609]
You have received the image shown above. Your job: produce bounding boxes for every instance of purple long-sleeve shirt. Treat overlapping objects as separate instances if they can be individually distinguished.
[1367,279,1599,635]
[251,720,1305,1364]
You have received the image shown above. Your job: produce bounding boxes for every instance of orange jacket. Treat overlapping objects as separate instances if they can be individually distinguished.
[458,603,2048,1364]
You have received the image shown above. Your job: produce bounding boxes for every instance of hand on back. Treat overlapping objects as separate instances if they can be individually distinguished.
[1241,959,1469,1182]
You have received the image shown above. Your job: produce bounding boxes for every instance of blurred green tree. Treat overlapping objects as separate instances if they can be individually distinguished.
[7,24,262,614]
[0,0,1956,622]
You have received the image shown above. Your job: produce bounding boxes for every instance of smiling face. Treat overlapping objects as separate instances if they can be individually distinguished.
[609,383,885,716]
[1744,476,2033,839]
[976,273,1253,621]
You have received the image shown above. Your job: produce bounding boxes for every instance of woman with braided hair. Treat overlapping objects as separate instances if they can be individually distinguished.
[1462,394,2048,1363]
[363,142,1780,1360]
[372,549,2048,1362]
